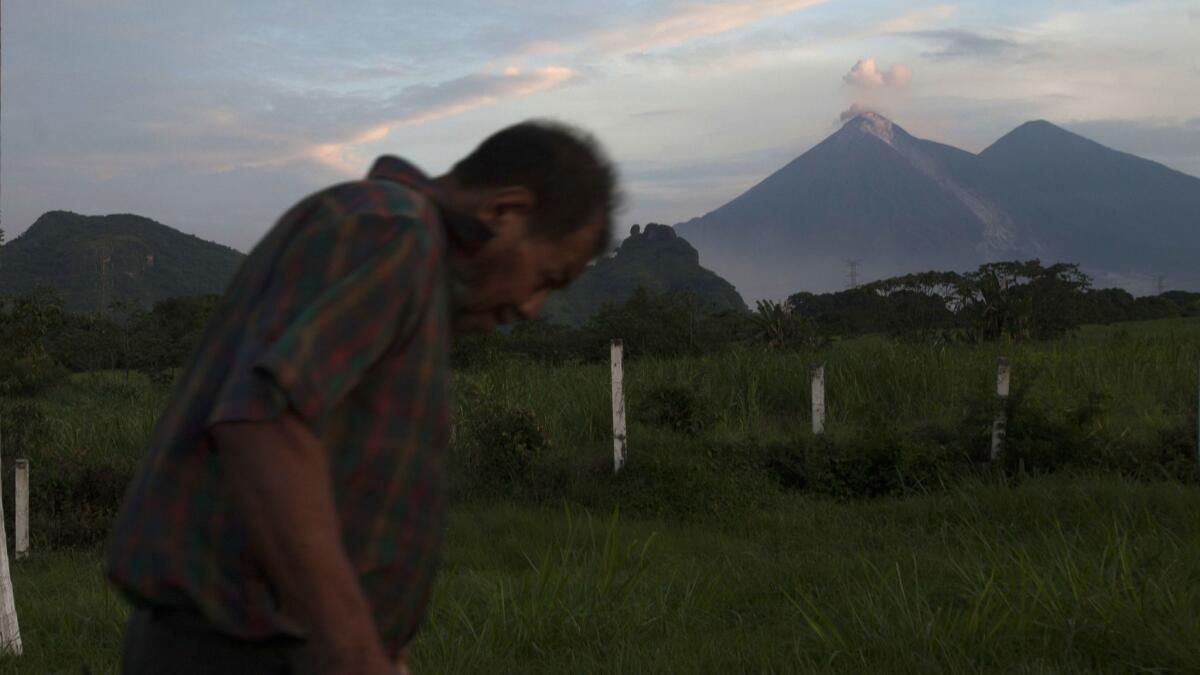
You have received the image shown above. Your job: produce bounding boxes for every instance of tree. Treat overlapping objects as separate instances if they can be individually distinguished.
[587,287,709,359]
[0,286,69,394]
[747,299,820,349]
[127,294,221,378]
[787,260,1095,343]
[956,261,1089,341]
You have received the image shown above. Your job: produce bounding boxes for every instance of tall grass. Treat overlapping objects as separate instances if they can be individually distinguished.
[0,319,1198,671]
[455,318,1200,463]
[2,318,1197,545]
[13,318,1200,469]
[8,476,1198,673]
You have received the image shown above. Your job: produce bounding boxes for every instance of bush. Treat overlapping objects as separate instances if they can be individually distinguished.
[805,433,901,499]
[0,347,69,396]
[1001,388,1108,474]
[801,426,971,499]
[637,384,706,435]
[461,405,551,490]
[761,441,809,490]
[591,438,780,519]
[0,401,53,457]
[32,456,133,549]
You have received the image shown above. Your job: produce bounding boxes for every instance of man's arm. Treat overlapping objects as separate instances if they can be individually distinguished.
[211,411,397,675]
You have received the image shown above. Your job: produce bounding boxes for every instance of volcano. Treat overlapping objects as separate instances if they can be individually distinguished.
[674,112,1200,300]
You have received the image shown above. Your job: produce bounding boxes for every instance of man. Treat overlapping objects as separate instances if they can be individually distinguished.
[105,120,619,674]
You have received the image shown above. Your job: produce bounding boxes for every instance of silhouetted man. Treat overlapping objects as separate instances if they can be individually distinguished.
[106,120,619,674]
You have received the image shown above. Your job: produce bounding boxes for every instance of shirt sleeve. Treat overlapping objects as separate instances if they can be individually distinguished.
[205,213,434,430]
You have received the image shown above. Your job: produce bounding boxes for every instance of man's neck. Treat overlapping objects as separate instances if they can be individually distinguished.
[430,174,489,266]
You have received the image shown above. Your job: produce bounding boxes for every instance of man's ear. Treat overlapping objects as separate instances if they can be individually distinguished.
[476,186,535,234]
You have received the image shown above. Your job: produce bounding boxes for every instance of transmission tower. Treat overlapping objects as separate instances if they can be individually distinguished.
[1153,275,1166,296]
[96,236,113,316]
[845,259,863,289]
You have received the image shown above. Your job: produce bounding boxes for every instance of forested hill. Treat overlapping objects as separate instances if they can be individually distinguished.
[0,211,245,313]
[542,223,746,327]
[1,211,746,325]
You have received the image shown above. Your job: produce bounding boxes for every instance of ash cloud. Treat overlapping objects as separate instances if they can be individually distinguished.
[843,58,912,89]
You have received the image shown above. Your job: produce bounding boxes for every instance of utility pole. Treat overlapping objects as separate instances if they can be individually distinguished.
[1153,275,1166,296]
[845,259,862,289]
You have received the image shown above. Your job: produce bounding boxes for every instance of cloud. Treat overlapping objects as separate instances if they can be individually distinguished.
[301,66,576,173]
[630,108,689,119]
[617,4,956,72]
[25,66,576,179]
[902,29,1030,61]
[843,58,912,89]
[872,5,957,33]
[593,0,830,55]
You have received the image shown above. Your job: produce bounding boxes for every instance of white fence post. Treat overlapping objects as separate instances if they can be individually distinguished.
[811,364,826,435]
[0,416,24,655]
[611,339,627,474]
[14,461,28,561]
[990,357,1011,463]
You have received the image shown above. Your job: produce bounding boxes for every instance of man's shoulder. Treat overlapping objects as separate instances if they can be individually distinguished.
[282,178,445,262]
[320,178,439,224]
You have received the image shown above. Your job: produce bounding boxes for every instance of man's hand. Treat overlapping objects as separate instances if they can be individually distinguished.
[211,410,395,674]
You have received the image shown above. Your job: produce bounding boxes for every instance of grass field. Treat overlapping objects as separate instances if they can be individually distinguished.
[4,476,1200,674]
[0,318,1198,672]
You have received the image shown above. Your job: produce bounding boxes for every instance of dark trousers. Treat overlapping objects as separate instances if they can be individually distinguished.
[121,606,306,675]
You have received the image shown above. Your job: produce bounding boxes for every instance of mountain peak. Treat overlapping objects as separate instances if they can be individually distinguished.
[0,211,246,312]
[837,111,906,146]
[848,110,892,127]
[981,119,1097,158]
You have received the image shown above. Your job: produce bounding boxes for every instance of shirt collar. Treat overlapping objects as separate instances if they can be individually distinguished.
[366,155,493,251]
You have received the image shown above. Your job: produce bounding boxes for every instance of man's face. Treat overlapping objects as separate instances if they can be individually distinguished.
[456,206,604,333]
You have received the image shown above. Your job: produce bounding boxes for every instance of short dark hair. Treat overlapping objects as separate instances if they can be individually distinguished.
[451,120,620,255]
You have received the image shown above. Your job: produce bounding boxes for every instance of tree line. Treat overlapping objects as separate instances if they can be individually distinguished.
[789,261,1200,343]
[0,287,219,394]
[2,260,1198,393]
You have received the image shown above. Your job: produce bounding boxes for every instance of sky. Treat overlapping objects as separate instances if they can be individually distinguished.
[2,0,1198,254]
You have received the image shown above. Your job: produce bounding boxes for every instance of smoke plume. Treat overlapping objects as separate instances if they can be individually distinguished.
[843,58,912,89]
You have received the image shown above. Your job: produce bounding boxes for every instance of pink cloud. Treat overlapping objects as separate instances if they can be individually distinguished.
[306,66,576,173]
[844,58,913,89]
[580,0,831,56]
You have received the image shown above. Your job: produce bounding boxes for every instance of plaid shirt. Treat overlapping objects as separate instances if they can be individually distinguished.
[105,156,488,655]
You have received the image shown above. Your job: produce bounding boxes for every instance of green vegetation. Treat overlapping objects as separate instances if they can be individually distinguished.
[3,319,1199,547]
[0,309,1197,671]
[542,223,746,327]
[791,260,1200,342]
[0,211,243,313]
[4,479,1200,673]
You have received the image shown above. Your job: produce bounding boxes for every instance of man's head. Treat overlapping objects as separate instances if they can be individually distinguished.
[434,120,620,332]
